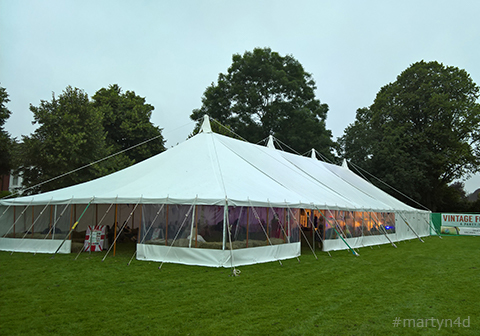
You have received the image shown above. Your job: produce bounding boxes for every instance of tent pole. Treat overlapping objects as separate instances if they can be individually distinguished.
[49,205,53,238]
[52,205,56,240]
[69,204,73,240]
[165,204,169,246]
[222,204,226,251]
[70,204,77,241]
[189,205,196,248]
[194,205,199,248]
[266,208,269,238]
[113,204,118,256]
[137,204,143,242]
[31,206,34,234]
[246,207,249,248]
[104,198,142,261]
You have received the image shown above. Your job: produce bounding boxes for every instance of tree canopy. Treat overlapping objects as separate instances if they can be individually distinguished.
[340,61,480,211]
[18,85,165,194]
[0,86,12,178]
[190,48,335,158]
[92,84,165,164]
[20,86,108,193]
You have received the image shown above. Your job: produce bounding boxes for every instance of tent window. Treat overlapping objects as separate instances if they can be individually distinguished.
[140,205,300,249]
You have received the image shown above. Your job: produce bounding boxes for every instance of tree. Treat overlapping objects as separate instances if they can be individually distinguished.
[340,61,480,211]
[92,84,165,164]
[0,86,12,179]
[190,48,335,158]
[20,86,109,193]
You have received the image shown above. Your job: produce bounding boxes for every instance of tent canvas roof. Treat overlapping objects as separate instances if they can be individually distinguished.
[1,117,419,212]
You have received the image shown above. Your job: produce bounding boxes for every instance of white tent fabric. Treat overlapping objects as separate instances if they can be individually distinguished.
[0,116,430,264]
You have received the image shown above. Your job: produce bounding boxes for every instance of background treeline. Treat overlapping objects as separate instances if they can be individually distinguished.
[0,84,165,195]
[1,48,480,212]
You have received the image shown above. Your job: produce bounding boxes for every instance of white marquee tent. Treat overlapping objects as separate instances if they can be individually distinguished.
[0,116,431,267]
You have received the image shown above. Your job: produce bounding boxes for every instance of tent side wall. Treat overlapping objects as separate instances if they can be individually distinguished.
[322,210,430,252]
[0,203,143,254]
[0,204,72,254]
[136,243,301,267]
[136,204,302,267]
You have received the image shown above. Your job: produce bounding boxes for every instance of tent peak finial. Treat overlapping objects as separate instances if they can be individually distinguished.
[200,115,213,133]
[310,149,317,160]
[267,135,276,149]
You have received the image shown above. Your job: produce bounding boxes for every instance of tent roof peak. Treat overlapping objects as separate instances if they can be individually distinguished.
[266,135,276,149]
[200,115,213,133]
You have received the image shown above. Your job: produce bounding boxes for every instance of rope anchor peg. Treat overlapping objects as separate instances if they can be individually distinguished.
[230,268,241,277]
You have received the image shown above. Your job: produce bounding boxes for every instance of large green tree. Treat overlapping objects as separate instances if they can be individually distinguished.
[340,61,480,211]
[92,84,165,164]
[20,86,109,193]
[19,85,166,194]
[0,86,12,179]
[191,48,335,158]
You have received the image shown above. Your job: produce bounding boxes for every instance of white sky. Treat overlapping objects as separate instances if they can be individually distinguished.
[1,0,480,192]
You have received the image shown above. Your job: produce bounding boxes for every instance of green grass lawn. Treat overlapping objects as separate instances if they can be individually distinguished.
[0,236,479,335]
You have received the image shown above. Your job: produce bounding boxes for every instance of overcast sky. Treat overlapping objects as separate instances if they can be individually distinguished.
[1,0,480,191]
